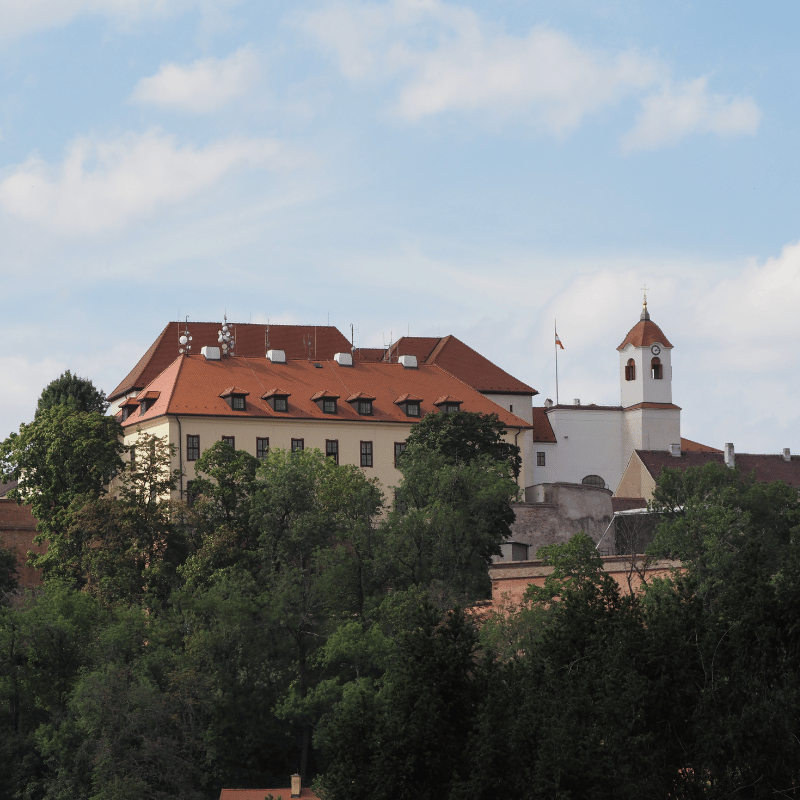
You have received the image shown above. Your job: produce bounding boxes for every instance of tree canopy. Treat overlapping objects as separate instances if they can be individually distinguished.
[36,369,108,415]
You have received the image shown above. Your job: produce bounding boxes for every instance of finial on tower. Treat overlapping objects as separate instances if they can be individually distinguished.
[640,285,650,321]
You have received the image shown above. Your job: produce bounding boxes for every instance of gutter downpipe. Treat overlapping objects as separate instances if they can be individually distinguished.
[176,415,184,501]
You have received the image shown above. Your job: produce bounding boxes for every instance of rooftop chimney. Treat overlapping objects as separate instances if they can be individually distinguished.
[291,774,301,798]
[267,349,286,363]
[398,354,417,369]
[573,398,581,405]
[724,443,735,469]
[334,352,353,367]
[783,448,791,462]
[201,346,220,360]
[544,398,554,408]
[670,443,681,458]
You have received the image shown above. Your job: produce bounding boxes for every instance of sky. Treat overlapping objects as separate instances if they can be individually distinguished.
[1,0,799,455]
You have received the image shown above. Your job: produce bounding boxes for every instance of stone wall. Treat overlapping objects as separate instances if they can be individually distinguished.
[502,482,614,560]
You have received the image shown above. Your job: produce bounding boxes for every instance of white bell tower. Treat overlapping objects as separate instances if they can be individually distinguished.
[618,294,673,407]
[617,294,680,453]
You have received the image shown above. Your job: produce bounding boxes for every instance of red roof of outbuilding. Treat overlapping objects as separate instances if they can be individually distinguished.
[119,355,533,430]
[636,450,800,488]
[109,322,353,400]
[219,789,318,800]
[531,408,557,443]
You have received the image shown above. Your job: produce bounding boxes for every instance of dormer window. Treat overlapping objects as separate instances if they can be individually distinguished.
[137,391,160,416]
[261,388,291,413]
[121,398,139,421]
[394,393,423,418]
[434,395,462,413]
[651,357,663,380]
[311,390,340,414]
[220,386,250,411]
[347,392,376,416]
[625,358,636,381]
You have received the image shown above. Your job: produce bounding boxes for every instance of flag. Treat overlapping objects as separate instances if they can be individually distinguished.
[555,331,564,349]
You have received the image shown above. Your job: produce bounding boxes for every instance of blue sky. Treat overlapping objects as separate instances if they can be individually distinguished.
[1,0,798,454]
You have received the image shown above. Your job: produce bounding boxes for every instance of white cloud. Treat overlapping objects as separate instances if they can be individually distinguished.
[0,129,289,234]
[0,0,205,41]
[303,0,761,145]
[623,77,761,151]
[132,46,260,113]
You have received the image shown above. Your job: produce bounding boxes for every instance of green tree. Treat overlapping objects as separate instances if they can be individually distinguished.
[0,406,125,580]
[316,600,486,800]
[387,414,520,605]
[400,410,522,479]
[36,369,108,415]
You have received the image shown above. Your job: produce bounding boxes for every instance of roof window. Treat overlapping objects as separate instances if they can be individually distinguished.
[347,392,376,416]
[394,393,422,417]
[219,386,250,411]
[262,388,291,413]
[434,395,462,413]
[311,390,340,414]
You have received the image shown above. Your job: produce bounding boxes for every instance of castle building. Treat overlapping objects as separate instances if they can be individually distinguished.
[539,298,682,492]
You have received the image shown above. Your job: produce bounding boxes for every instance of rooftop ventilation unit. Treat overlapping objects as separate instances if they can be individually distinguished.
[201,346,220,361]
[398,354,417,369]
[267,349,286,363]
[670,443,681,457]
[334,352,353,367]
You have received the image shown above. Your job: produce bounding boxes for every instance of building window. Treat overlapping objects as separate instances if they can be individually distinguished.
[509,404,513,413]
[394,441,406,466]
[625,358,636,381]
[582,474,605,488]
[651,357,663,380]
[187,435,200,461]
[256,437,269,459]
[222,436,235,448]
[139,399,150,416]
[326,439,339,464]
[537,451,546,467]
[274,397,288,412]
[393,488,408,514]
[291,438,304,453]
[323,398,337,414]
[129,445,135,465]
[360,441,373,467]
[186,479,198,508]
[231,395,245,411]
[443,402,460,413]
[405,401,420,417]
[357,400,373,416]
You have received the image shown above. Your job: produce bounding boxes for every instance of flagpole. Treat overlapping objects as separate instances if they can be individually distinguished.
[555,319,559,406]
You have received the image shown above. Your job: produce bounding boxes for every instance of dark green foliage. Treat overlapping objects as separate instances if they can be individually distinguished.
[401,410,522,478]
[36,370,108,416]
[389,412,520,604]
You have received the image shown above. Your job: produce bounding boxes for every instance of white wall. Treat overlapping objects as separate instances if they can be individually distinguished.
[545,406,626,491]
[618,343,673,407]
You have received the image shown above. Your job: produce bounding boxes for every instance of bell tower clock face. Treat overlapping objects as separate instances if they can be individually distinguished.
[650,344,661,355]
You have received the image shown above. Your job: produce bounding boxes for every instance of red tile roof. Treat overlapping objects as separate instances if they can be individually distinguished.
[617,319,673,351]
[109,322,353,400]
[636,450,800,488]
[119,355,533,430]
[531,408,557,443]
[680,437,722,453]
[358,335,537,395]
[219,789,318,800]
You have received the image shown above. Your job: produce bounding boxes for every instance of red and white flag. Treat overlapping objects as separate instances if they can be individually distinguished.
[555,330,564,349]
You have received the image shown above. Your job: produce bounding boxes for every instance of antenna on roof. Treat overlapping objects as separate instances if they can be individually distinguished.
[218,313,235,357]
[350,323,354,354]
[266,320,270,354]
[179,316,193,355]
